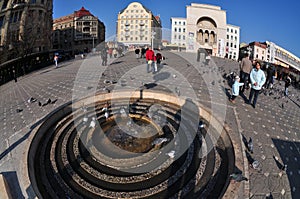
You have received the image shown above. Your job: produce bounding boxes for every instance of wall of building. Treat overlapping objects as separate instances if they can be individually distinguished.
[117,2,162,48]
[226,24,240,60]
[0,0,53,64]
[186,3,227,56]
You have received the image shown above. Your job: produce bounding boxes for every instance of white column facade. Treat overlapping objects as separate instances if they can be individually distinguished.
[186,3,227,57]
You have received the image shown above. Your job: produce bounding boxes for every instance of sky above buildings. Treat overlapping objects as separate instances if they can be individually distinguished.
[53,0,300,57]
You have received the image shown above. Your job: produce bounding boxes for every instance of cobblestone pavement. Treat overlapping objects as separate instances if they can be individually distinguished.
[0,51,299,198]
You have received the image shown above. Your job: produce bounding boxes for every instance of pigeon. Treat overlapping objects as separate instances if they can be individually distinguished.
[166,150,175,158]
[51,99,58,104]
[281,164,287,171]
[152,137,168,145]
[199,121,205,128]
[101,73,106,77]
[87,86,93,90]
[27,97,37,103]
[83,115,88,123]
[16,108,23,113]
[175,87,180,96]
[120,108,127,117]
[47,98,51,104]
[38,101,42,106]
[229,173,248,182]
[266,192,274,199]
[104,111,109,119]
[130,76,135,80]
[173,74,177,78]
[281,103,284,109]
[211,80,215,85]
[89,117,96,128]
[248,137,253,153]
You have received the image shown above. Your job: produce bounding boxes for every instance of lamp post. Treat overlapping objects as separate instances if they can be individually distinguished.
[151,30,156,48]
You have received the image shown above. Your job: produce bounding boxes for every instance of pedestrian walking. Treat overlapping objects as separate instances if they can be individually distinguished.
[113,48,118,58]
[230,76,244,103]
[101,48,108,66]
[135,48,140,58]
[196,48,201,62]
[156,52,162,67]
[239,53,252,93]
[108,48,113,58]
[12,68,17,82]
[145,47,155,73]
[265,64,275,89]
[141,47,146,58]
[248,61,266,108]
[284,75,291,96]
[54,55,58,68]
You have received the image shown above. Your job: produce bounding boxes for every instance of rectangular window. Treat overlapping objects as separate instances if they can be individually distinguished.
[183,28,185,32]
[227,35,229,39]
[183,22,185,25]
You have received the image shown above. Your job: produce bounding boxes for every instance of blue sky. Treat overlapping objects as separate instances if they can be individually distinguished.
[53,0,300,57]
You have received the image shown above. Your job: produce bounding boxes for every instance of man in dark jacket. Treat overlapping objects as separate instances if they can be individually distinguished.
[239,53,252,92]
[265,64,275,89]
[284,75,292,96]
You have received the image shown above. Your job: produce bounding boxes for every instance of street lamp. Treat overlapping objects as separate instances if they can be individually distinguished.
[151,30,156,48]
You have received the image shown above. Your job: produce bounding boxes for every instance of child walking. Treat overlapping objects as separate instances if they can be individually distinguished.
[230,76,244,103]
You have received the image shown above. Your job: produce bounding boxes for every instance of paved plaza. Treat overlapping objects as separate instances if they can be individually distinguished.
[0,51,299,198]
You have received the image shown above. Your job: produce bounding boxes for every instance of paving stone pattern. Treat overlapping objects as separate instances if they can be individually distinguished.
[0,51,299,198]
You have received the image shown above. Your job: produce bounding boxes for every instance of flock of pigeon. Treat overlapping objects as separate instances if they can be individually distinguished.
[16,97,58,113]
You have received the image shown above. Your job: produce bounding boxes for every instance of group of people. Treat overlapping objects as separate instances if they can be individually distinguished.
[100,46,124,66]
[134,46,163,73]
[144,47,163,73]
[230,53,293,108]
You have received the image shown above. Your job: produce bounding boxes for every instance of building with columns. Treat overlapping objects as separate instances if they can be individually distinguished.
[0,0,53,64]
[170,3,240,60]
[53,7,105,55]
[116,2,162,48]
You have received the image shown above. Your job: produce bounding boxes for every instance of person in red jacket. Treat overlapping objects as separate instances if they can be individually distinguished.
[145,47,155,73]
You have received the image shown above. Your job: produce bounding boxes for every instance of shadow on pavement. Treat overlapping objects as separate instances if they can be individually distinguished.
[272,138,300,198]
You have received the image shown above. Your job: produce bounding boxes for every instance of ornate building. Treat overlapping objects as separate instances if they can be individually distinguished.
[0,0,53,64]
[116,2,162,48]
[171,3,240,60]
[53,7,105,55]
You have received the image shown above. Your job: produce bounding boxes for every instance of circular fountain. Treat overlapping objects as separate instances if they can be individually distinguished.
[27,90,235,199]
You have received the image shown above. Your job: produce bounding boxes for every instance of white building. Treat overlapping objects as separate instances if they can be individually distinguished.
[226,24,240,60]
[170,3,240,60]
[240,41,300,71]
[170,18,187,48]
[116,2,162,48]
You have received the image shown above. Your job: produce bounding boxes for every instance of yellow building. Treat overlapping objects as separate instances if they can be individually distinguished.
[116,2,162,49]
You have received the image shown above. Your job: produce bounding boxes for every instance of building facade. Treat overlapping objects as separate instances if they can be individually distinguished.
[225,24,240,60]
[0,0,53,64]
[170,17,186,48]
[53,7,105,55]
[240,41,300,71]
[116,2,162,48]
[170,3,240,60]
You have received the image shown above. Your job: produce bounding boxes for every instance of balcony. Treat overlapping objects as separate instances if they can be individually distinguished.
[125,28,130,31]
[125,23,130,26]
[139,22,145,26]
[125,33,130,37]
